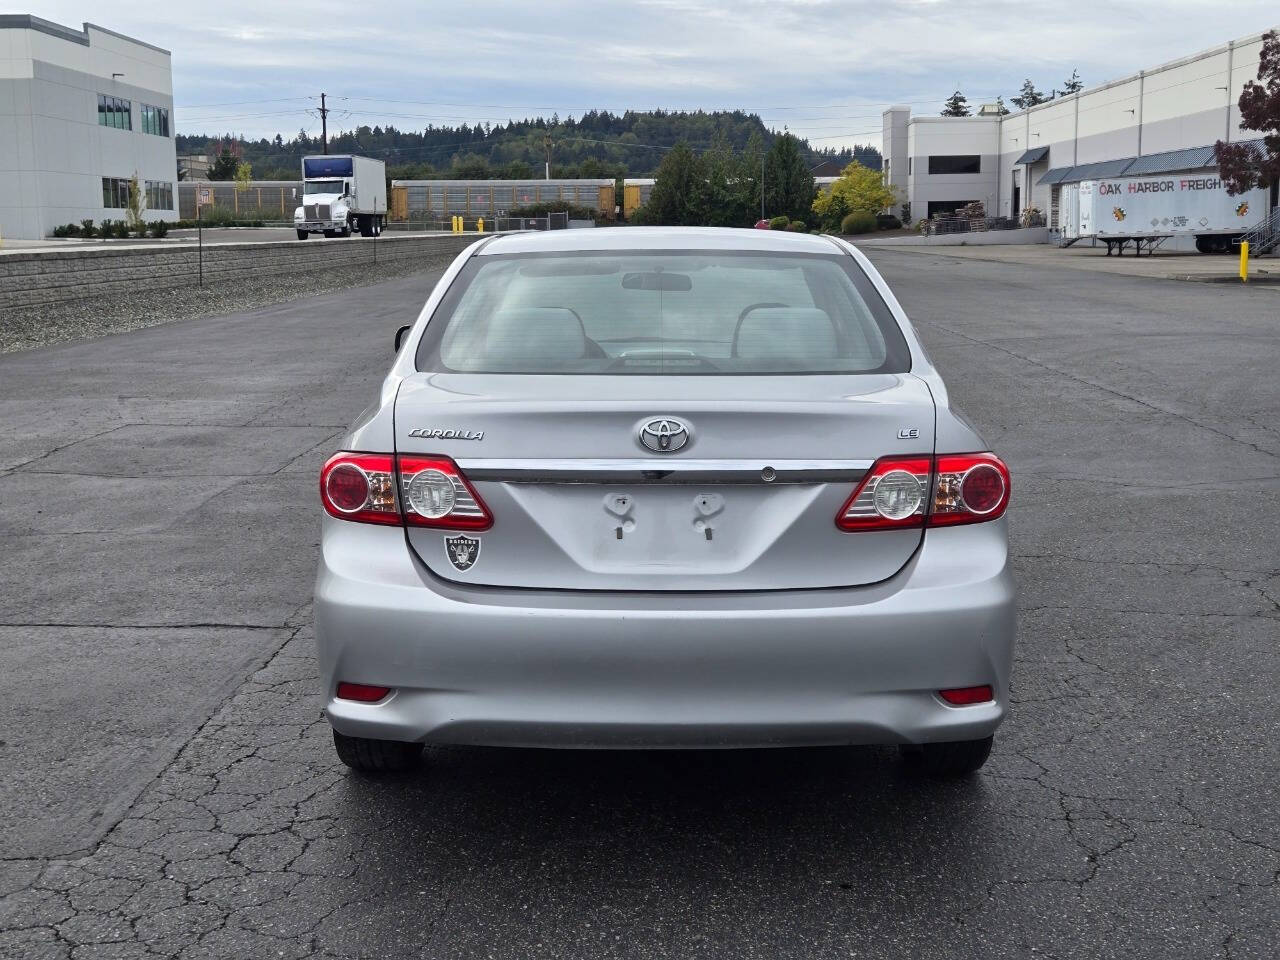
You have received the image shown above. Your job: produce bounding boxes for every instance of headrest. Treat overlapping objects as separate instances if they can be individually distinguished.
[733,307,837,362]
[483,307,587,362]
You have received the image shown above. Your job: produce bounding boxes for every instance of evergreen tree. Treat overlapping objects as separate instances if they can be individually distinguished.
[941,91,971,117]
[764,133,815,223]
[1010,79,1049,110]
[638,142,704,225]
[1061,69,1083,94]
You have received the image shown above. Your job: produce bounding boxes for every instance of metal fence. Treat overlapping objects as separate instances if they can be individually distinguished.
[385,213,571,233]
[178,181,302,220]
[923,212,1045,235]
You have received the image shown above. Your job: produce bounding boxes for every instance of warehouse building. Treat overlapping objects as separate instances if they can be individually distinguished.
[0,15,177,240]
[883,28,1280,231]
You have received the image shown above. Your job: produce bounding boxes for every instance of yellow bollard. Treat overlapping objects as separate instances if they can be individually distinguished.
[477,217,484,233]
[1239,240,1249,283]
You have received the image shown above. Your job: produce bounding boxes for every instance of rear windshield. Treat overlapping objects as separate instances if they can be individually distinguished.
[415,249,911,375]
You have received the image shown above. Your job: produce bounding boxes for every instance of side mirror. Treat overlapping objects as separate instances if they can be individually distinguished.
[394,324,412,353]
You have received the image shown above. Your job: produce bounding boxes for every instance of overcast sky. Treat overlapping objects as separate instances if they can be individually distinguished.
[27,1,1280,151]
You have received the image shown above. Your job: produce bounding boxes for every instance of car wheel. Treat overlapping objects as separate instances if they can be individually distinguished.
[902,736,993,777]
[332,730,422,773]
[296,229,309,241]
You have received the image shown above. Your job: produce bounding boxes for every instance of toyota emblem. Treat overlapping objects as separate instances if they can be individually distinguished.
[638,417,690,453]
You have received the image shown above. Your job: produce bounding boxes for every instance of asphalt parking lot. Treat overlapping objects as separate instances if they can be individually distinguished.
[1,248,1277,959]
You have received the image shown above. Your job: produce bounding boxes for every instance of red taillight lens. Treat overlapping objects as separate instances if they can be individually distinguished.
[398,455,492,530]
[320,453,399,525]
[939,685,994,705]
[836,456,932,531]
[336,682,391,702]
[836,453,1010,531]
[930,453,1011,526]
[319,452,492,529]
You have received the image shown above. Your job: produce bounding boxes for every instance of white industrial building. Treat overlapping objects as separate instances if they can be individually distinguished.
[0,15,177,240]
[883,28,1280,230]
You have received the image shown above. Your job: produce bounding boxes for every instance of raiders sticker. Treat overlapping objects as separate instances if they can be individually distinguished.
[444,534,481,571]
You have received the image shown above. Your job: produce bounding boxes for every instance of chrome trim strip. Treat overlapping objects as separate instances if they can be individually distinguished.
[455,458,873,484]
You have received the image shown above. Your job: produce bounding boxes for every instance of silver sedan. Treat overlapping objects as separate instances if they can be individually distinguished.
[314,227,1014,777]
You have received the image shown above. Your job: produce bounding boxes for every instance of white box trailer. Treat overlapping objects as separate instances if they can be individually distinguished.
[1060,174,1268,254]
[294,155,388,239]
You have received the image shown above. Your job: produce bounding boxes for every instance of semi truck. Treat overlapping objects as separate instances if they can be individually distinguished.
[1059,174,1269,254]
[294,155,387,239]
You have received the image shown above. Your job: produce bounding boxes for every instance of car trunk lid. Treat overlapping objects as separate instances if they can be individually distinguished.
[395,373,935,591]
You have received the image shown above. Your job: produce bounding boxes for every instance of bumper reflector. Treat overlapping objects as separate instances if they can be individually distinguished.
[938,685,994,706]
[336,682,392,703]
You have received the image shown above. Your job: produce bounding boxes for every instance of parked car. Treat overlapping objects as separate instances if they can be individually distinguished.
[315,227,1014,777]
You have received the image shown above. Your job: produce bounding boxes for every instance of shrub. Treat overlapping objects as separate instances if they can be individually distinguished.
[876,214,903,231]
[98,219,117,238]
[768,215,790,230]
[785,220,807,232]
[840,211,877,234]
[80,218,97,238]
[148,220,170,238]
[51,224,68,238]
[900,202,911,224]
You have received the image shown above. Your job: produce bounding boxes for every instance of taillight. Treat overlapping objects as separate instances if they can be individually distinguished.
[836,457,931,531]
[319,452,493,529]
[930,453,1010,526]
[836,453,1010,531]
[397,455,492,530]
[320,453,399,525]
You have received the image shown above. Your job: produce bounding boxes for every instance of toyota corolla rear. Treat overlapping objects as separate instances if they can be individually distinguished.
[314,228,1014,776]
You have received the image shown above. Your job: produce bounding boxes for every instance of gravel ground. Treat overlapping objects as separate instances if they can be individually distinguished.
[0,258,436,355]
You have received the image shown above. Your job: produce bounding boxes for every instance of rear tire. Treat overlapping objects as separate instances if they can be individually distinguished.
[296,229,309,241]
[332,730,422,773]
[902,736,993,777]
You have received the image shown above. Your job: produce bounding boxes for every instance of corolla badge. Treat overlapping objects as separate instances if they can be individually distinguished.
[639,417,690,453]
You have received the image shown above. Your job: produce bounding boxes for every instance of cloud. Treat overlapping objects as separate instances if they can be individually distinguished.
[25,0,1280,150]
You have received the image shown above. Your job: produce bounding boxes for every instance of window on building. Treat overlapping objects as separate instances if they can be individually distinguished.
[145,180,174,210]
[97,95,132,130]
[926,200,975,218]
[141,104,170,137]
[927,155,981,175]
[102,177,132,208]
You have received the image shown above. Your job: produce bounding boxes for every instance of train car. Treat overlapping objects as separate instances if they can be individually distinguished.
[621,178,655,218]
[390,179,615,221]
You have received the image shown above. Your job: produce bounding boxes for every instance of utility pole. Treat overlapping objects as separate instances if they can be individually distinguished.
[761,154,765,220]
[319,92,329,154]
[544,132,551,180]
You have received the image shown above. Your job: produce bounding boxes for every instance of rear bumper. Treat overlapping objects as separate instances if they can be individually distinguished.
[314,521,1015,748]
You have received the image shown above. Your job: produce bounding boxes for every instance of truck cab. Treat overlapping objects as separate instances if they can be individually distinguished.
[294,155,387,240]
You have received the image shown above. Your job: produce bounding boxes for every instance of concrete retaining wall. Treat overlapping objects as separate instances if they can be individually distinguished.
[0,234,481,310]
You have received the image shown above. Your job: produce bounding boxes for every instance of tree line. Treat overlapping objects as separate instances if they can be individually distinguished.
[178,109,881,182]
